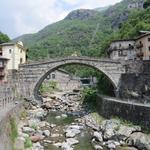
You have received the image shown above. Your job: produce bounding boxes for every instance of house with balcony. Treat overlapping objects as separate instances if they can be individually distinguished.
[107,31,150,61]
[0,41,27,70]
[0,56,9,82]
[135,32,150,60]
[107,39,136,60]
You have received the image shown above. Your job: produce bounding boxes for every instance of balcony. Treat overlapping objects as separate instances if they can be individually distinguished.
[136,43,143,49]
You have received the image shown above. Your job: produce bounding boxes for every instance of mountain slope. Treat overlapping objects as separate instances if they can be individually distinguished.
[14,0,147,60]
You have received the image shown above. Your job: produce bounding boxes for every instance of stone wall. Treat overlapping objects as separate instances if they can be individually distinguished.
[0,103,24,150]
[96,95,150,128]
[118,61,150,103]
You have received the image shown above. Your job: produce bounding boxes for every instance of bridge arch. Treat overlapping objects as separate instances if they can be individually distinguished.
[33,59,119,100]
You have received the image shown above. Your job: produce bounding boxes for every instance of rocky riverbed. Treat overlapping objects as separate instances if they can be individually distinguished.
[15,90,150,150]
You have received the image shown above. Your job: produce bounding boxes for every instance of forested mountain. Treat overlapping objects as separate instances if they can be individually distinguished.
[14,0,150,60]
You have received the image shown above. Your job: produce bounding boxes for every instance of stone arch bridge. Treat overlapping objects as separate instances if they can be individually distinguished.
[15,57,125,101]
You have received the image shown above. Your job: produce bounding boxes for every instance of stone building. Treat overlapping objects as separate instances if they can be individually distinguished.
[127,1,144,9]
[0,41,27,70]
[107,32,150,61]
[0,56,9,82]
[107,39,135,60]
[44,69,81,91]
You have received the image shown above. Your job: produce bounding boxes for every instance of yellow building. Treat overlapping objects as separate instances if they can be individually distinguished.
[0,41,27,70]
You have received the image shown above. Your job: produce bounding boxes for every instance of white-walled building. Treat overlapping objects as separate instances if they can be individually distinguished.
[107,32,150,61]
[107,39,135,60]
[0,41,27,70]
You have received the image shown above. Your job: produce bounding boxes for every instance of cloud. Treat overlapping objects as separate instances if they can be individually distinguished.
[0,0,122,38]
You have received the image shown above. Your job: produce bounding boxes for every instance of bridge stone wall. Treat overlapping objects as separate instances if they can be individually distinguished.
[118,61,150,103]
[17,57,125,101]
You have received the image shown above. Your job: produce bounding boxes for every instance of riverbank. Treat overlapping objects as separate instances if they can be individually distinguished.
[15,91,150,150]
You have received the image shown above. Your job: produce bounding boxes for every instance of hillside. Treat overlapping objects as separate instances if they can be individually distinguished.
[14,0,148,60]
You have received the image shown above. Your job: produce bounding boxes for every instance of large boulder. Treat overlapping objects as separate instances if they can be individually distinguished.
[116,125,141,140]
[127,132,150,150]
[93,131,103,142]
[101,119,120,140]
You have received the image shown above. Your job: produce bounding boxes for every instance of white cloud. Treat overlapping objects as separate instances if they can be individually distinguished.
[0,0,122,38]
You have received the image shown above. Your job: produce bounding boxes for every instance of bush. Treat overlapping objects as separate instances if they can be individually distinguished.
[24,137,32,148]
[40,80,58,94]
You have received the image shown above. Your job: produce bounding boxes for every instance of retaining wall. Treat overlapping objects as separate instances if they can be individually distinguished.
[96,95,150,128]
[0,102,24,150]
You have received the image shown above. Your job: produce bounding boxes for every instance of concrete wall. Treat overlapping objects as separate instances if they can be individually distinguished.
[96,95,150,128]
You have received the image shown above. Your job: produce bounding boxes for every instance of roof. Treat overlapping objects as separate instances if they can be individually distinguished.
[0,42,15,46]
[136,32,150,40]
[111,39,135,43]
[0,56,9,60]
[0,41,28,51]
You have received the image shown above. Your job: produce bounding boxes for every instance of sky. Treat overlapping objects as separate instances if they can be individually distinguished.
[0,0,122,39]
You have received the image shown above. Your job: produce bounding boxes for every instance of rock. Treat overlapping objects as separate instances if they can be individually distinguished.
[55,116,61,119]
[67,125,84,130]
[65,128,81,138]
[66,138,79,145]
[42,102,52,109]
[93,131,103,142]
[127,132,150,150]
[117,146,138,150]
[93,144,103,150]
[61,142,73,150]
[14,137,25,150]
[33,142,44,149]
[86,121,99,131]
[28,119,39,128]
[107,142,116,149]
[30,135,45,142]
[116,125,141,140]
[51,133,60,137]
[101,119,120,140]
[18,132,29,138]
[50,124,56,128]
[61,114,68,118]
[53,142,62,148]
[22,127,35,134]
[35,108,47,119]
[43,130,50,137]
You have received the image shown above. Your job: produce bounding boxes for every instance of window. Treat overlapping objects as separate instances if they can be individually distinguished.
[52,74,55,79]
[149,46,150,51]
[148,38,150,42]
[0,48,2,56]
[9,49,12,54]
[20,58,23,63]
[119,43,122,47]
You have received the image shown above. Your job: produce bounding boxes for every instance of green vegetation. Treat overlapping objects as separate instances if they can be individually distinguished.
[40,80,58,94]
[24,137,32,148]
[0,32,10,44]
[10,118,18,143]
[81,87,97,110]
[15,0,146,60]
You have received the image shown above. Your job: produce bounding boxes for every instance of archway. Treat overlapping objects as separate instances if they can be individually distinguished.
[33,62,117,101]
